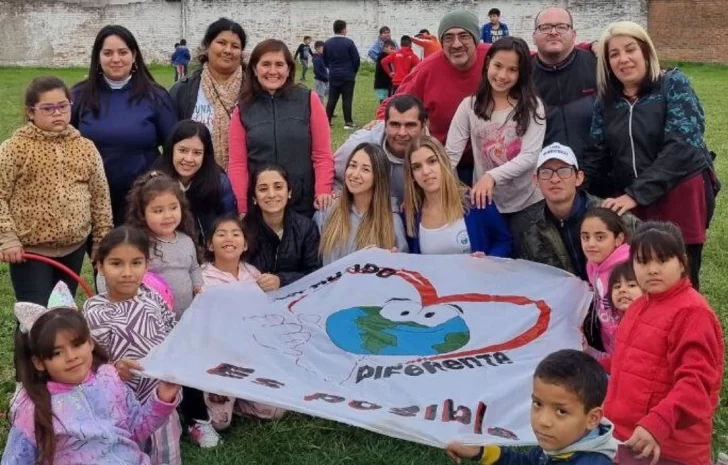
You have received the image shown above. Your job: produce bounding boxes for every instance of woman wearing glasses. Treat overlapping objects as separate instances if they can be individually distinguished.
[0,76,112,304]
[584,21,717,290]
[71,25,177,226]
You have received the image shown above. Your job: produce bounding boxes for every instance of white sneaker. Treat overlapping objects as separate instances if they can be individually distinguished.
[188,419,221,448]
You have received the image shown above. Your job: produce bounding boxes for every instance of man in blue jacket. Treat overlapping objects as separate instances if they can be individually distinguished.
[324,19,361,129]
[481,8,509,43]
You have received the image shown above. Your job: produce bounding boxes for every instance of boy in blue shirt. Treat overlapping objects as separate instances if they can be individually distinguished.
[312,41,328,104]
[481,8,509,43]
[171,39,191,81]
[447,350,617,465]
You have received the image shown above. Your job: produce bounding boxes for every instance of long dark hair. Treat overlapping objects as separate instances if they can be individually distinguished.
[93,225,150,265]
[155,120,222,213]
[242,163,292,259]
[199,18,247,65]
[73,25,164,117]
[473,36,543,137]
[630,221,689,279]
[15,308,109,465]
[125,171,201,262]
[239,39,297,110]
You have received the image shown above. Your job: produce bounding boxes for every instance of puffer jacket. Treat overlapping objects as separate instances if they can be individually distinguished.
[603,278,724,465]
[244,209,321,286]
[583,69,711,206]
[2,364,177,465]
[0,124,113,255]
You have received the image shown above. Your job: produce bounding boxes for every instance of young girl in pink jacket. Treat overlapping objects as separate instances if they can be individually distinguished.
[580,207,632,359]
[200,215,285,429]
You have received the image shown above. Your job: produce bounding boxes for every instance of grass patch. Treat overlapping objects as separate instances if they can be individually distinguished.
[0,63,725,463]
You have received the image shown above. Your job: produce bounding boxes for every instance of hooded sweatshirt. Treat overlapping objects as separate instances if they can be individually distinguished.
[586,243,630,359]
[0,123,113,257]
[476,419,618,465]
[380,46,421,86]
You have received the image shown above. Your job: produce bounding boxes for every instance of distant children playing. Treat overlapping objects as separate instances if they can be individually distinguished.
[171,39,191,81]
[603,221,724,465]
[581,207,631,359]
[294,36,313,81]
[84,226,182,465]
[447,349,617,464]
[381,35,420,93]
[374,39,396,103]
[0,76,113,305]
[312,40,329,104]
[4,298,180,464]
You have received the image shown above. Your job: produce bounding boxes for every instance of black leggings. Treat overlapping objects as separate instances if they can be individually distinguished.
[180,386,210,426]
[686,243,703,291]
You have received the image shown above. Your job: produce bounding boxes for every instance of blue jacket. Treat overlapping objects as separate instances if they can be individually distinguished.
[323,35,361,82]
[368,38,398,61]
[312,53,329,82]
[406,203,512,257]
[192,172,238,246]
[171,46,191,65]
[71,81,177,225]
[481,22,509,43]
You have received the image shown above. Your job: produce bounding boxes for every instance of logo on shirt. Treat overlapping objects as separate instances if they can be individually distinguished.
[457,230,471,252]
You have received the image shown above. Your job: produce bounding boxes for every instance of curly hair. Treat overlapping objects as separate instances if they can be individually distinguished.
[125,170,201,262]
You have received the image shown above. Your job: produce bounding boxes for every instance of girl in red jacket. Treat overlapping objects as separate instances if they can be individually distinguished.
[603,221,724,465]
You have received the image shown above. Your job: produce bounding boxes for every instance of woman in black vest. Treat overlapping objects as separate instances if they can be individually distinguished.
[229,39,334,219]
[243,163,321,291]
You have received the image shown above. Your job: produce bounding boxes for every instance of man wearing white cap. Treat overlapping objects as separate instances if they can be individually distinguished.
[510,143,639,281]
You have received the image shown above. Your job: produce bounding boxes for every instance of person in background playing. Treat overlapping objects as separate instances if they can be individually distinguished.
[603,221,724,465]
[84,226,182,465]
[0,76,113,306]
[200,215,286,430]
[294,36,313,81]
[172,42,180,81]
[481,8,509,44]
[580,208,631,359]
[154,119,237,246]
[171,39,191,82]
[373,39,396,103]
[3,300,179,465]
[411,29,442,58]
[447,349,617,465]
[368,26,397,61]
[607,261,642,314]
[381,35,420,94]
[312,41,329,104]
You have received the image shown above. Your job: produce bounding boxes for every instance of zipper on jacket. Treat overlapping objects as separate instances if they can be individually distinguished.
[625,98,639,178]
[271,95,278,164]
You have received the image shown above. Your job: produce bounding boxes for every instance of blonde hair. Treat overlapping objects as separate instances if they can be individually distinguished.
[319,143,396,257]
[596,21,661,98]
[403,136,467,237]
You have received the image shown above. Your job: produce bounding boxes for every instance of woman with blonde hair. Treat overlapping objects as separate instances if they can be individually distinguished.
[315,143,408,265]
[404,136,512,256]
[583,21,718,290]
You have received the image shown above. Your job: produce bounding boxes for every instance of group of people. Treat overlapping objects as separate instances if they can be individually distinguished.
[0,5,724,465]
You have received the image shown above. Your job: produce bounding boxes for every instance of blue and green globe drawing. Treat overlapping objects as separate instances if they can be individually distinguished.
[326,305,470,356]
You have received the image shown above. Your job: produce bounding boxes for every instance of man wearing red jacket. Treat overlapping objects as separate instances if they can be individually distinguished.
[380,35,420,93]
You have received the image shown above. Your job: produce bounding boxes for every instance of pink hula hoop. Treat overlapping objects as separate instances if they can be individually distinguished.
[21,253,95,298]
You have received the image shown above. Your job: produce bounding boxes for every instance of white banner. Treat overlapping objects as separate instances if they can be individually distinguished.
[141,249,591,447]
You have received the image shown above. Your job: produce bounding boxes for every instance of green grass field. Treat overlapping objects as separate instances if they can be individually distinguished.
[0,63,726,463]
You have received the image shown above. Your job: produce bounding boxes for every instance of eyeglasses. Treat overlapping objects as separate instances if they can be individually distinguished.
[535,23,573,34]
[30,102,73,116]
[442,32,474,45]
[537,167,575,180]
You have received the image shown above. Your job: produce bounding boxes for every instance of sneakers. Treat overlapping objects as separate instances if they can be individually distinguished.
[188,419,221,448]
[344,123,358,130]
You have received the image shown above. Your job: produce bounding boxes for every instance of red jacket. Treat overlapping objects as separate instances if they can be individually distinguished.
[602,278,724,465]
[380,46,420,86]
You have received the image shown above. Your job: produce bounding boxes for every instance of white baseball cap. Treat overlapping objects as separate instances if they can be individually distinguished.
[537,143,579,169]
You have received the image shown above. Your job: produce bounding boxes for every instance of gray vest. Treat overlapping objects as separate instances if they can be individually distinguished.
[240,86,314,216]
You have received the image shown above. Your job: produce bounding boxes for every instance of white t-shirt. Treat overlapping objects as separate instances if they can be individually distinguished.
[418,217,471,255]
[190,84,215,134]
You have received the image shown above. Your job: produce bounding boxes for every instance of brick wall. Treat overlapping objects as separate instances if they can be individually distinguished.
[648,0,728,64]
[0,0,649,67]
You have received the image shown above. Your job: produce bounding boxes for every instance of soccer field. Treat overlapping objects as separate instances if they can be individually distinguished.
[0,63,725,464]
